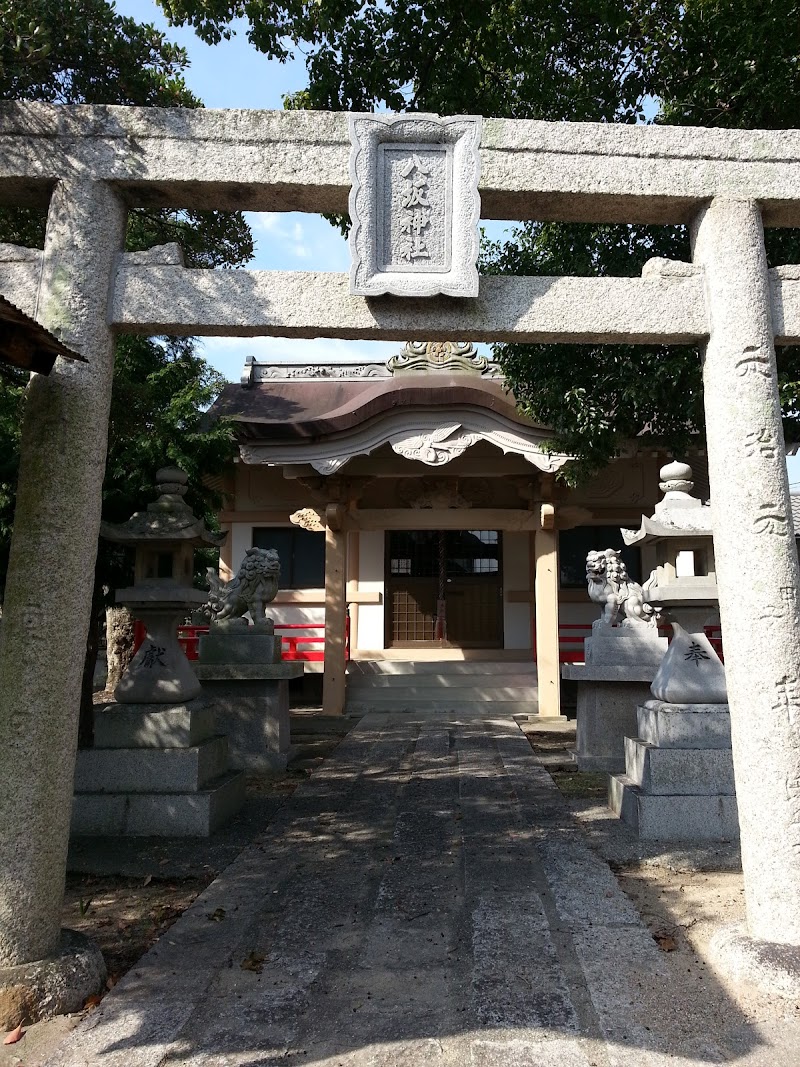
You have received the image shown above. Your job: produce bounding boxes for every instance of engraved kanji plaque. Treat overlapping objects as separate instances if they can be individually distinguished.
[349,114,481,297]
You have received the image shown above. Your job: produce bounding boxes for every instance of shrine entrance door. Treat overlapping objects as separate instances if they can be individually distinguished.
[385,530,503,648]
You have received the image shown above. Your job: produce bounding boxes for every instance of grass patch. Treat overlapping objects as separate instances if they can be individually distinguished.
[550,770,608,798]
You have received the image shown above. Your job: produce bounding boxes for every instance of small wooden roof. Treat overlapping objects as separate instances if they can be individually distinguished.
[0,295,85,375]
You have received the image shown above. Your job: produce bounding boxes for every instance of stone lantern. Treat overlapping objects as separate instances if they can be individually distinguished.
[71,467,245,836]
[101,465,225,703]
[621,460,718,634]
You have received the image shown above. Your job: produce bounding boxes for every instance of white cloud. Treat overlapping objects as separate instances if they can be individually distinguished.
[245,211,349,272]
[249,213,283,234]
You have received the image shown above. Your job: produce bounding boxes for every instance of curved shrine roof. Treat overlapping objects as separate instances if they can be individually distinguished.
[212,373,541,443]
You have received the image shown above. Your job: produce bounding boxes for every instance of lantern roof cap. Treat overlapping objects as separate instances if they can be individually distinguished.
[621,461,713,546]
[101,465,226,548]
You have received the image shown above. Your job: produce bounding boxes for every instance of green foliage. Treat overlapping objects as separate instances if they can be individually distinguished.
[641,0,800,130]
[157,0,800,477]
[480,220,703,479]
[105,336,233,526]
[161,0,646,119]
[0,0,197,104]
[0,0,254,269]
[98,335,236,594]
[0,0,250,601]
[125,209,253,270]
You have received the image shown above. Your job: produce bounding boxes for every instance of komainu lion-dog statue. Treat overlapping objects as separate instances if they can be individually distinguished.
[205,547,281,627]
[586,548,658,627]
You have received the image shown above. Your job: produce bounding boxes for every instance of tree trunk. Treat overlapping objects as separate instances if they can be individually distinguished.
[105,604,135,692]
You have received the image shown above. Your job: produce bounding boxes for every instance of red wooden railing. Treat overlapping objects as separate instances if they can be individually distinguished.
[558,623,591,664]
[136,615,720,667]
[706,624,724,661]
[174,618,350,664]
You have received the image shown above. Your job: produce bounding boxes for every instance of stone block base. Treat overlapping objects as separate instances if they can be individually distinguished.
[198,673,301,771]
[608,774,739,840]
[74,736,229,793]
[638,698,732,749]
[198,631,282,665]
[610,699,738,842]
[584,628,667,668]
[93,701,215,748]
[0,929,106,1029]
[71,771,245,837]
[73,699,244,837]
[572,679,654,772]
[624,736,735,795]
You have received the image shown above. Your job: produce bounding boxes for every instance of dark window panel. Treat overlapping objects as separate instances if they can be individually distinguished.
[558,526,642,589]
[252,527,325,589]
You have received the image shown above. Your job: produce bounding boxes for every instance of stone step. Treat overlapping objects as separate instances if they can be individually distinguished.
[346,659,539,715]
[637,699,732,749]
[624,737,735,795]
[73,736,230,794]
[347,661,538,676]
[71,770,246,837]
[608,774,740,841]
[290,713,363,736]
[347,673,541,690]
[93,701,216,749]
[345,684,538,701]
[345,699,537,714]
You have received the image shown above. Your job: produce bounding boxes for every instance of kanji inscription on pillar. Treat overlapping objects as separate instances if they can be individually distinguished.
[349,114,481,297]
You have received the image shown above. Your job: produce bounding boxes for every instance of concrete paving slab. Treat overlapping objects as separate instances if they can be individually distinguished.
[44,712,773,1067]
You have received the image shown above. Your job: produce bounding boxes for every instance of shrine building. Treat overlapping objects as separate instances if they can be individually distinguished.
[210,340,682,717]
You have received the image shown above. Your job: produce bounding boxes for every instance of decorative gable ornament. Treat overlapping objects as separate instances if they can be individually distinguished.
[348,114,482,297]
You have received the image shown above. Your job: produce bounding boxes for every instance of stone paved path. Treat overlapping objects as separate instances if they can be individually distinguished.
[47,713,767,1066]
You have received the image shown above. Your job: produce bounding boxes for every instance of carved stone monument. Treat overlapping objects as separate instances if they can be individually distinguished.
[196,549,304,771]
[72,467,245,836]
[610,623,738,841]
[348,114,481,297]
[563,548,668,772]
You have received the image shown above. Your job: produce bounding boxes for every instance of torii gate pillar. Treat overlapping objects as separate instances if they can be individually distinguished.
[693,198,800,969]
[0,179,125,984]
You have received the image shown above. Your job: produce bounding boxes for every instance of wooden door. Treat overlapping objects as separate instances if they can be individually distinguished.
[386,530,503,648]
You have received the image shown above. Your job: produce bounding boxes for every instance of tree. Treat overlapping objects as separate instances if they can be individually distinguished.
[0,0,252,731]
[156,0,800,476]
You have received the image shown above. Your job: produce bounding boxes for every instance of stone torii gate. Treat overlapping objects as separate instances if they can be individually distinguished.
[2,103,800,1002]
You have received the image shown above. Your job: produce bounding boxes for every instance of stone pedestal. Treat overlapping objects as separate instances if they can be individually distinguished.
[564,624,668,772]
[584,622,668,669]
[562,664,658,772]
[196,664,304,771]
[71,700,245,836]
[609,699,739,841]
[197,627,304,771]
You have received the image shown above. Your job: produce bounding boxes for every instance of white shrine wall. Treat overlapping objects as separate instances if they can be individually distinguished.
[502,531,532,649]
[355,531,386,651]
